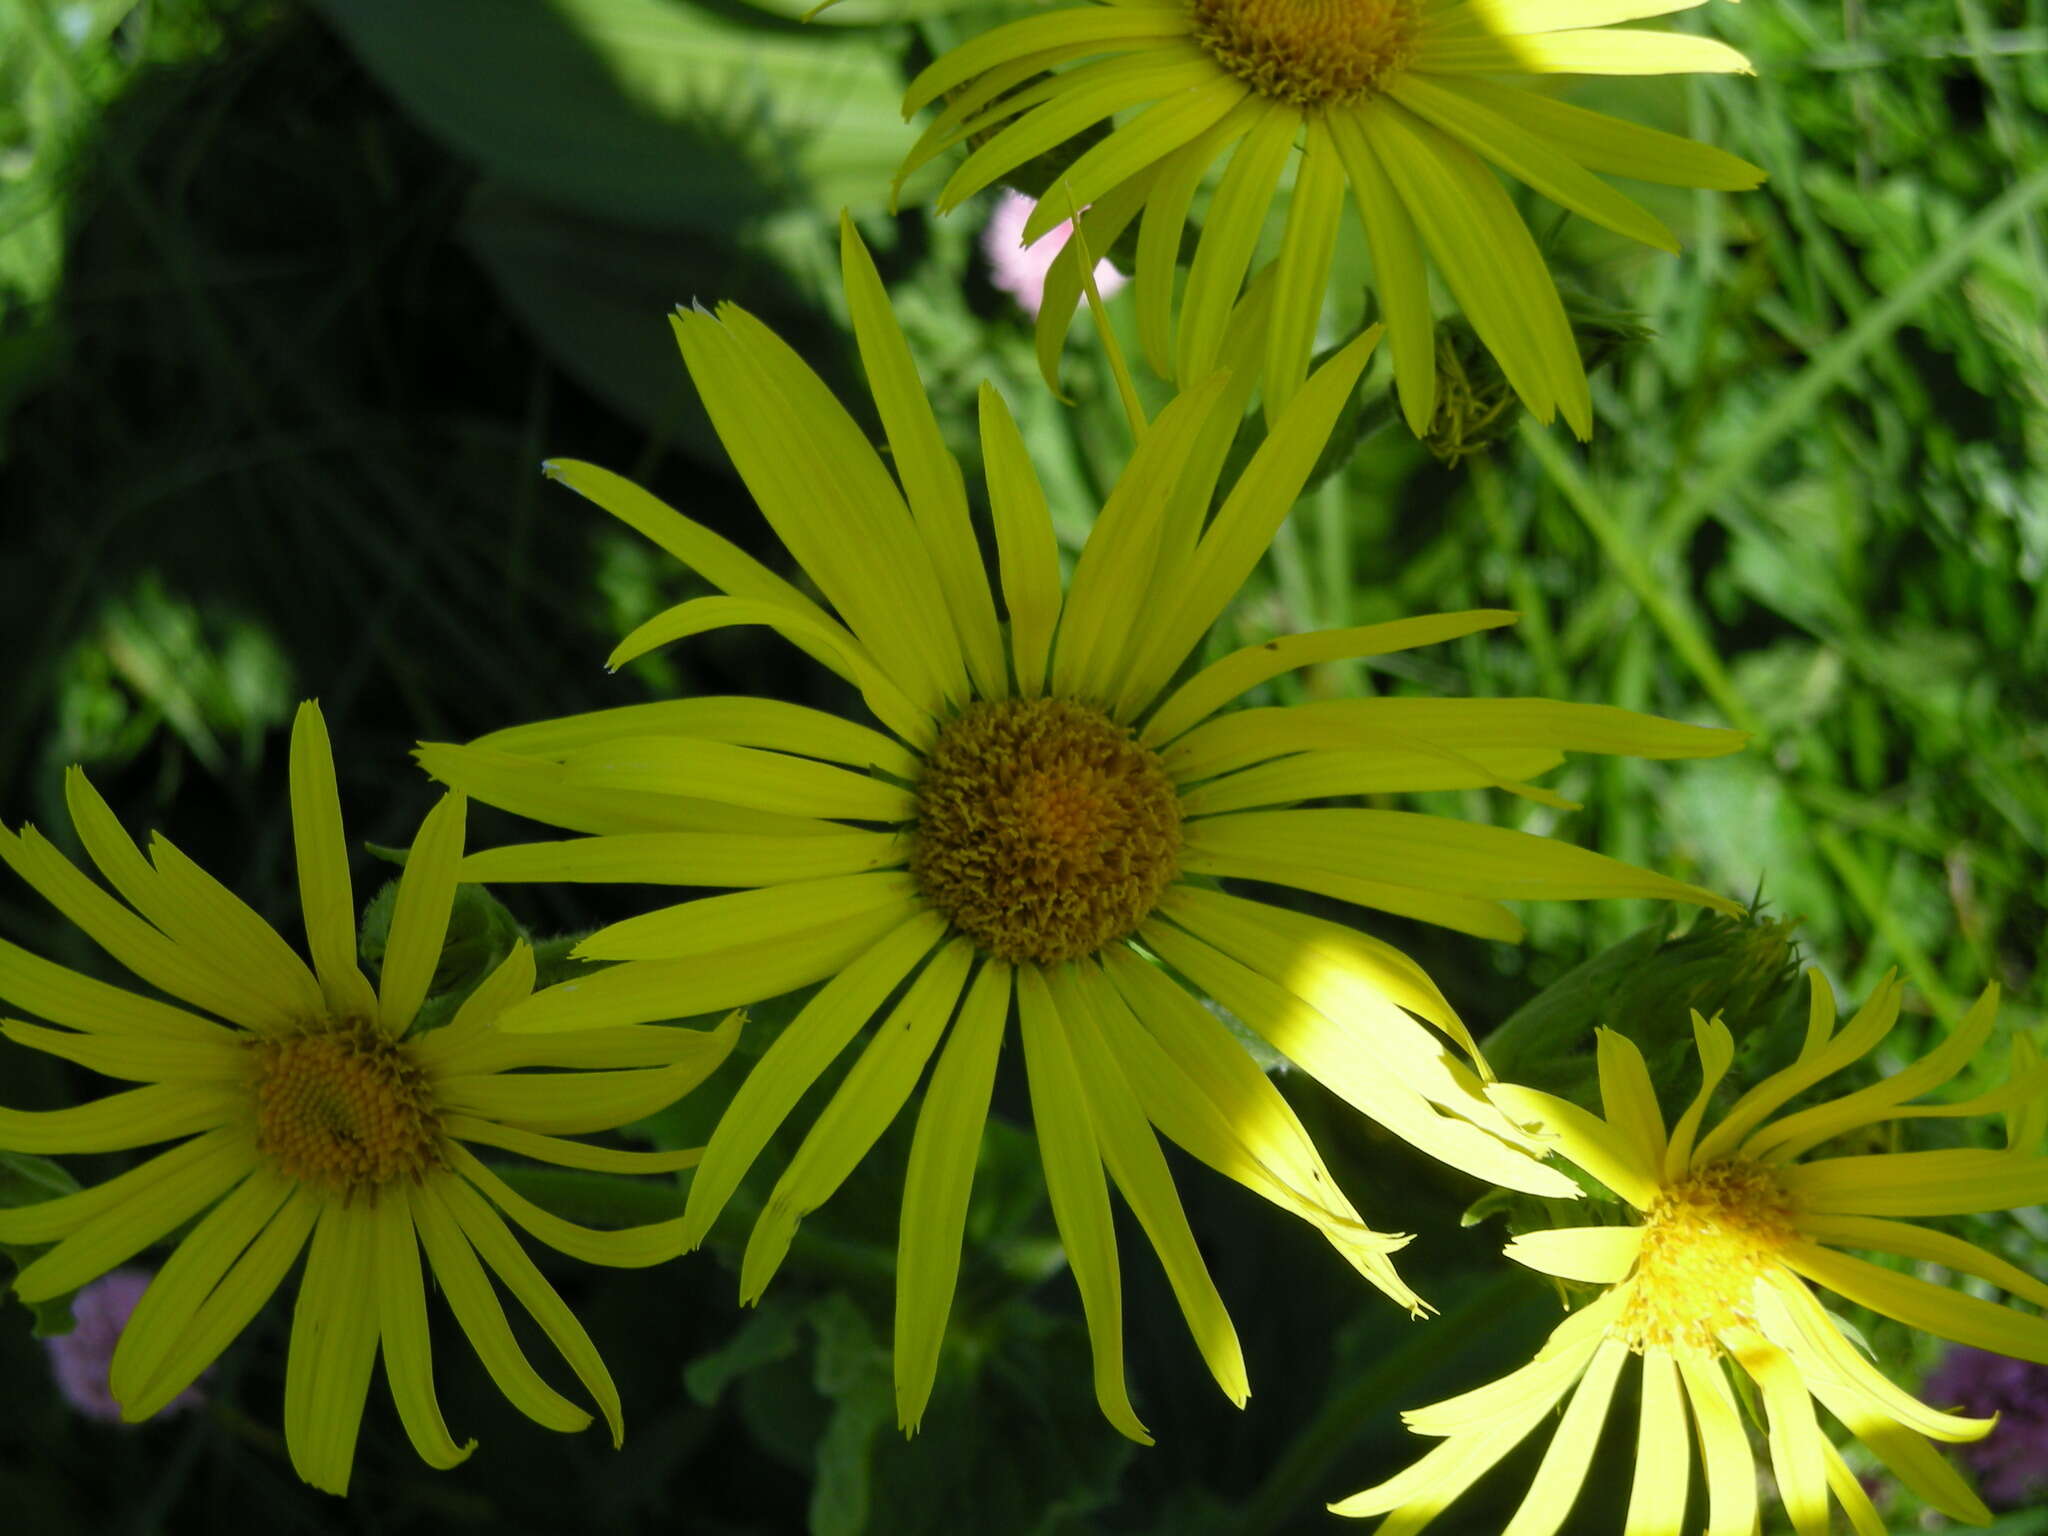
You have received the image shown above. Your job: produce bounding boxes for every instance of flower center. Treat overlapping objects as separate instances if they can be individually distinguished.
[911,697,1182,966]
[1617,1160,1796,1355]
[251,1018,443,1197]
[1188,0,1420,108]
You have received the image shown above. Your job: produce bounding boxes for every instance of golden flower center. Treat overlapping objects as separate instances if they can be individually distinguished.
[1188,0,1420,108]
[911,697,1182,966]
[252,1018,443,1197]
[1616,1160,1796,1355]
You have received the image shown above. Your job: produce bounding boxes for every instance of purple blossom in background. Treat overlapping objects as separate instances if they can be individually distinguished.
[980,189,1127,319]
[1924,1344,2048,1507]
[43,1269,206,1424]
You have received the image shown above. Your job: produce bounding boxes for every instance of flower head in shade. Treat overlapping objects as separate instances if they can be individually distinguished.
[1924,1346,2048,1508]
[983,188,1129,317]
[899,0,1762,438]
[44,1269,207,1423]
[419,213,1743,1442]
[0,703,737,1494]
[1335,973,2048,1536]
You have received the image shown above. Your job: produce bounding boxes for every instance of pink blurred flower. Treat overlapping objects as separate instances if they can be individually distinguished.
[43,1269,207,1423]
[981,189,1126,319]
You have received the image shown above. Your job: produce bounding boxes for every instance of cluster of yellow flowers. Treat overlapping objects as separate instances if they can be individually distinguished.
[1,1,2041,1530]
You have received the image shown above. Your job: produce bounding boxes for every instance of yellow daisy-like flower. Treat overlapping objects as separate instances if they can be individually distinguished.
[1335,971,2048,1535]
[420,215,1743,1441]
[0,703,738,1495]
[899,0,1763,437]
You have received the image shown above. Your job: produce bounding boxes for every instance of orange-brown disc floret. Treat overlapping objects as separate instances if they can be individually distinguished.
[251,1017,443,1197]
[911,697,1183,966]
[1188,0,1421,109]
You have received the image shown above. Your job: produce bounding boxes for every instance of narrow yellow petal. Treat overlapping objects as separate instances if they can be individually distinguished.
[428,1011,743,1075]
[378,792,466,1035]
[287,702,379,1023]
[679,909,947,1248]
[1262,116,1347,423]
[452,1146,684,1268]
[895,961,1009,1432]
[977,382,1060,697]
[1178,838,1526,944]
[739,940,972,1303]
[607,594,936,751]
[1142,611,1518,748]
[1820,1438,1889,1536]
[1325,104,1438,436]
[462,829,908,891]
[1184,808,1739,914]
[497,903,914,1034]
[1052,964,1248,1406]
[1488,1083,1662,1208]
[1623,1348,1689,1535]
[1501,1336,1628,1536]
[1781,1239,2048,1363]
[939,48,1216,213]
[0,826,284,1030]
[442,1114,703,1175]
[477,695,920,782]
[0,1126,241,1245]
[1778,1145,2048,1216]
[1425,0,1707,36]
[1356,97,1586,434]
[1502,1224,1642,1284]
[542,457,844,650]
[1597,1027,1667,1172]
[409,1180,592,1435]
[1798,1361,1991,1523]
[1726,1327,1829,1536]
[12,1133,249,1303]
[671,307,966,711]
[1391,74,1677,252]
[1744,981,2000,1161]
[0,935,230,1042]
[901,8,1189,117]
[436,1035,737,1135]
[1054,371,1236,703]
[840,215,1007,701]
[1136,98,1260,374]
[1145,904,1575,1197]
[557,736,914,824]
[1016,964,1150,1444]
[108,1165,292,1407]
[284,1200,381,1496]
[1420,29,1753,75]
[372,1192,475,1469]
[1674,1351,1757,1536]
[418,740,856,838]
[1035,166,1162,397]
[120,1183,317,1421]
[1663,1010,1734,1179]
[1175,100,1296,385]
[1431,76,1763,190]
[1121,329,1383,709]
[2,1018,243,1083]
[0,1081,239,1155]
[432,1174,623,1446]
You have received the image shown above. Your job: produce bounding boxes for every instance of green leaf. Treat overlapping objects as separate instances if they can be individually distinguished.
[1,1149,82,1337]
[311,0,916,227]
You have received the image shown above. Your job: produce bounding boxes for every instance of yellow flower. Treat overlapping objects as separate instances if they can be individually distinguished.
[419,214,1743,1441]
[900,0,1762,438]
[1335,972,2048,1536]
[0,703,738,1495]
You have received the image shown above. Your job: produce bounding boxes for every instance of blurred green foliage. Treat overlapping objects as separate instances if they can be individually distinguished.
[1,0,2044,1531]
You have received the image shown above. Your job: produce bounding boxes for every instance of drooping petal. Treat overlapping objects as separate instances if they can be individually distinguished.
[283,1199,382,1496]
[1016,964,1149,1445]
[372,1192,475,1469]
[894,961,1009,1432]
